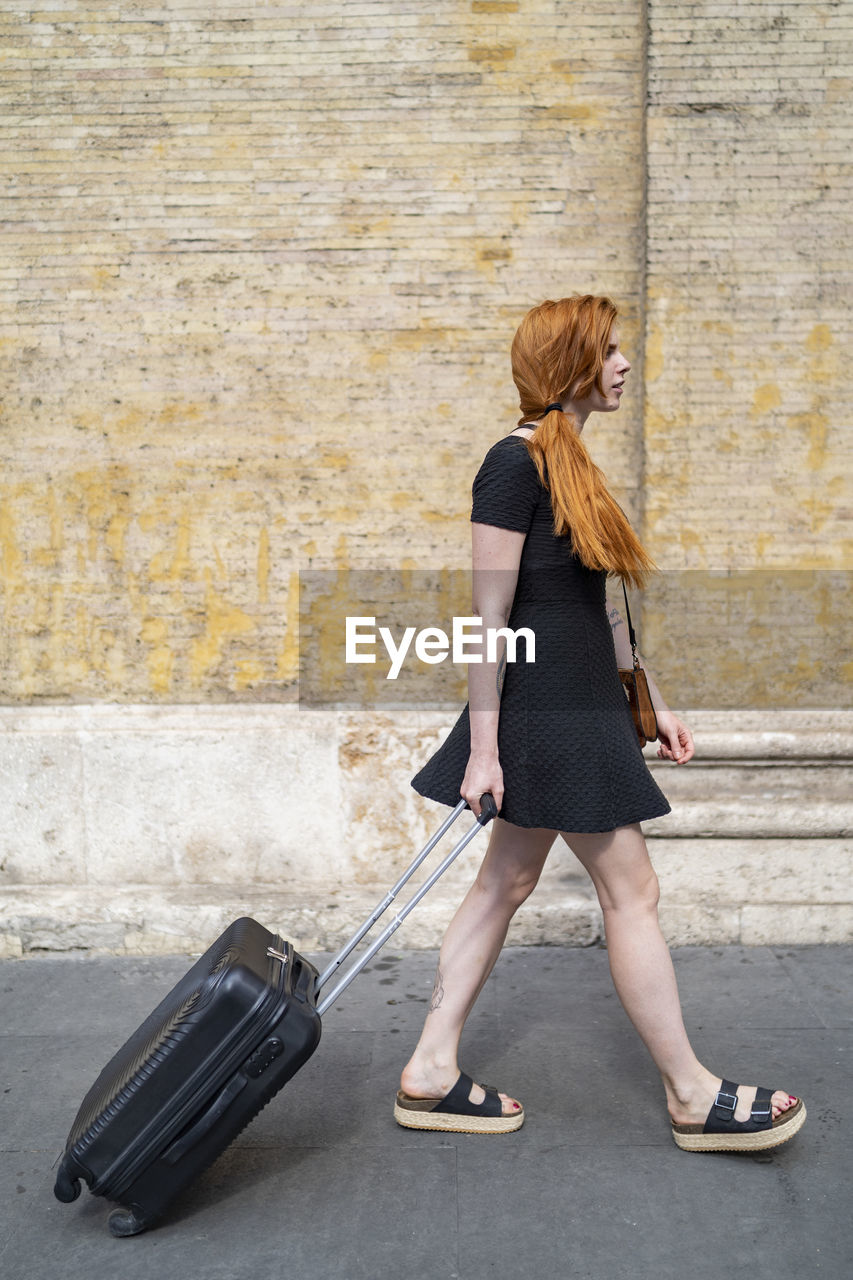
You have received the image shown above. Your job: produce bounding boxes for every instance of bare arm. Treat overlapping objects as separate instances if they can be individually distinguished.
[460,522,526,815]
[607,604,634,670]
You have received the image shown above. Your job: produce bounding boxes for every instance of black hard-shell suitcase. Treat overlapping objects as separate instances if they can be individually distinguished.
[54,795,496,1236]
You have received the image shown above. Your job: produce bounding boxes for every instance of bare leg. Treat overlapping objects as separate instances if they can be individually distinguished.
[562,824,797,1124]
[400,818,556,1114]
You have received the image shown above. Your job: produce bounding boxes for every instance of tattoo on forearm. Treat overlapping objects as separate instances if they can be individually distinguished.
[607,607,624,631]
[496,651,507,697]
[429,965,445,1012]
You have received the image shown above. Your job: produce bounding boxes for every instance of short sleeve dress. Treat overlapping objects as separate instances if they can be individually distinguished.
[411,434,671,832]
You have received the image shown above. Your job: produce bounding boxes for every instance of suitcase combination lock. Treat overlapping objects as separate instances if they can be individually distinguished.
[243,1037,285,1078]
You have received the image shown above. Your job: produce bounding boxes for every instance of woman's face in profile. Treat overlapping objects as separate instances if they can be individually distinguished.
[572,327,631,415]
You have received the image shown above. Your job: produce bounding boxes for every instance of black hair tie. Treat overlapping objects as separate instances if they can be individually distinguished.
[545,402,562,414]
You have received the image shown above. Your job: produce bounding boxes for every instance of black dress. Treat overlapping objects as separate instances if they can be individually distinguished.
[411,435,671,832]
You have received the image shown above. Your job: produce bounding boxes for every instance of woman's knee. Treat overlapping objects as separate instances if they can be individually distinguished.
[475,823,554,908]
[562,825,660,914]
[599,861,660,916]
[478,862,542,909]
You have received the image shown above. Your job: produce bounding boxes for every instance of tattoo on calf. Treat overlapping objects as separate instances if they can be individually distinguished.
[429,965,445,1012]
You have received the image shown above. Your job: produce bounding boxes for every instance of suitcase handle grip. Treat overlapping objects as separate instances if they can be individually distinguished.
[161,1072,248,1166]
[477,792,498,825]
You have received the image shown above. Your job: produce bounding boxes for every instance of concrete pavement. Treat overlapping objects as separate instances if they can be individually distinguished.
[1,943,850,1279]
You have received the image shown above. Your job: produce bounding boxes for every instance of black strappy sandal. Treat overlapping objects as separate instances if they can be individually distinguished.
[394,1070,524,1134]
[671,1078,806,1152]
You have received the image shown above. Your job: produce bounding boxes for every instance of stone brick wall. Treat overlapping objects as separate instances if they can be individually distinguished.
[646,0,851,572]
[1,705,850,957]
[1,0,648,702]
[642,0,853,701]
[1,3,851,954]
[3,2,849,707]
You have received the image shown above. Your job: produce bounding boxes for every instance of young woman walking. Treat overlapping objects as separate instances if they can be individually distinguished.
[394,295,805,1153]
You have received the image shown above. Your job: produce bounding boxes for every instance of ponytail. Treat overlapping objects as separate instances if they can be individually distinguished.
[511,295,656,590]
[525,407,655,590]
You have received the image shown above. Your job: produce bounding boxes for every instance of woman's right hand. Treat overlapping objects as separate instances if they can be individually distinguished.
[460,753,504,818]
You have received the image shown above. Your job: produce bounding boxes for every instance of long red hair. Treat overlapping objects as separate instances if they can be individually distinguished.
[510,295,655,589]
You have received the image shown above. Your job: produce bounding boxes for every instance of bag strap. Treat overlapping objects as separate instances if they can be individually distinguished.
[621,580,641,670]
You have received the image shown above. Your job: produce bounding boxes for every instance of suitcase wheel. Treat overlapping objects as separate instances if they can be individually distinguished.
[108,1206,148,1238]
[53,1164,81,1203]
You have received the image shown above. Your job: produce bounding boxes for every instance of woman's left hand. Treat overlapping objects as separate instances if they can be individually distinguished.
[654,711,694,764]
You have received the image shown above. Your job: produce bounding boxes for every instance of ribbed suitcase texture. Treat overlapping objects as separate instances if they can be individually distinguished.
[54,917,321,1236]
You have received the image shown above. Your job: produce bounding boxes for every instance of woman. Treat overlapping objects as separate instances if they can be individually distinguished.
[394,295,805,1152]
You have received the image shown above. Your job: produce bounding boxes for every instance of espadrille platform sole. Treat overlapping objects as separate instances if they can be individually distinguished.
[394,1096,525,1134]
[394,1071,524,1135]
[672,1089,806,1153]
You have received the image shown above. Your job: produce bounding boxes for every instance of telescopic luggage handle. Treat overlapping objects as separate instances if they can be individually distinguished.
[311,794,498,1017]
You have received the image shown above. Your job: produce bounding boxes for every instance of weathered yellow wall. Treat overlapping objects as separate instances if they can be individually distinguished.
[642,0,853,703]
[645,1,852,570]
[0,2,849,705]
[0,0,647,701]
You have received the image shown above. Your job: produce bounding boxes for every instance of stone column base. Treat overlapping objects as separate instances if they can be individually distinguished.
[1,706,850,956]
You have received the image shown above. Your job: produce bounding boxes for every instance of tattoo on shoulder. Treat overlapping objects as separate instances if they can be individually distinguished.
[607,607,623,630]
[496,651,507,697]
[429,965,445,1012]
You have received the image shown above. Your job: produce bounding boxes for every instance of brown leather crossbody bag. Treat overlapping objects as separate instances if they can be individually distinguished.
[617,583,658,748]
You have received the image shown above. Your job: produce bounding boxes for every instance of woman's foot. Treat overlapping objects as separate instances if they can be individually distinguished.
[670,1071,806,1152]
[667,1067,798,1127]
[395,1068,524,1133]
[400,1060,522,1117]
